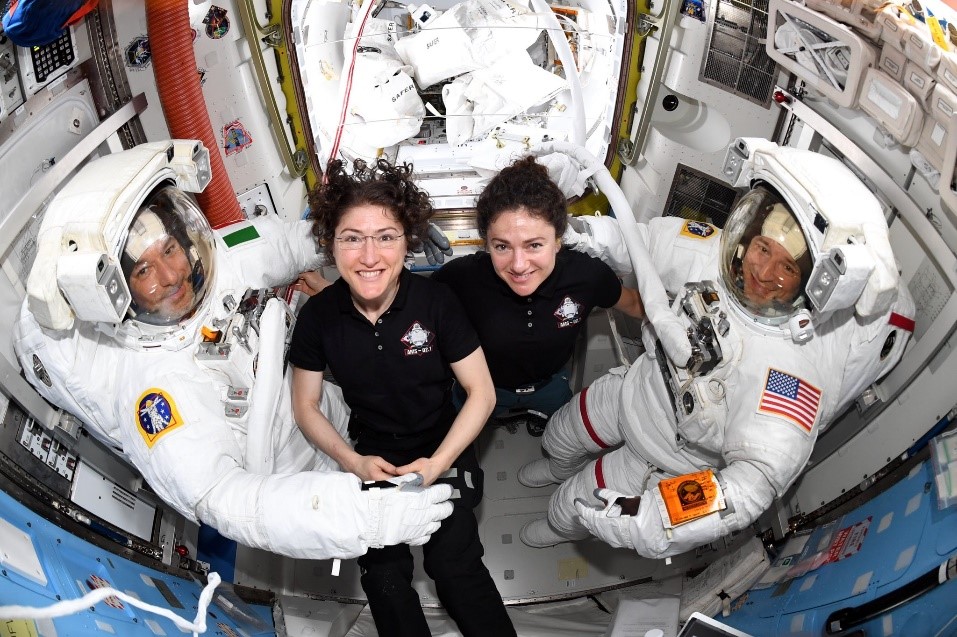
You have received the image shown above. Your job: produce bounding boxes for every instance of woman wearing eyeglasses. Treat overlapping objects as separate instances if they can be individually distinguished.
[289,159,515,637]
[431,156,645,427]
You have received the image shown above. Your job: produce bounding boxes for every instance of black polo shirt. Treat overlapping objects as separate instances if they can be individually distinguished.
[289,268,481,443]
[431,249,621,390]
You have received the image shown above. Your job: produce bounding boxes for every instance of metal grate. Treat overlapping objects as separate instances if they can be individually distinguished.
[663,164,738,228]
[699,0,778,106]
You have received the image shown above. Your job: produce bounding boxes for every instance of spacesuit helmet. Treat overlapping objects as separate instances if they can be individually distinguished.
[719,185,812,324]
[722,138,901,337]
[119,184,215,327]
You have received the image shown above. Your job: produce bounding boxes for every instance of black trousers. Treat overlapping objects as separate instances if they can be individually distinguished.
[355,439,516,637]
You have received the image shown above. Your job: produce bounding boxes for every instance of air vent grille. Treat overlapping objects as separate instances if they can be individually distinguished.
[663,164,738,228]
[700,0,778,106]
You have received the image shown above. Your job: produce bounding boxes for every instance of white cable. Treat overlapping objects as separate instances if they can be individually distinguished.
[0,572,222,636]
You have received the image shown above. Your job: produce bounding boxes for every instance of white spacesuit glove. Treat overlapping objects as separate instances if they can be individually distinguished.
[530,141,600,198]
[575,488,637,550]
[413,222,454,265]
[362,475,454,548]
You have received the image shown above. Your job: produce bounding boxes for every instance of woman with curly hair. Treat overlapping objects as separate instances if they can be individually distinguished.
[289,158,516,637]
[432,156,644,427]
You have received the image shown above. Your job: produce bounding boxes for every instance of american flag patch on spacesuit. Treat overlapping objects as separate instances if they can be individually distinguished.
[757,369,821,434]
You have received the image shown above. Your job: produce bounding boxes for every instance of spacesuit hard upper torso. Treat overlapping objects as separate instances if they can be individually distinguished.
[13,215,369,559]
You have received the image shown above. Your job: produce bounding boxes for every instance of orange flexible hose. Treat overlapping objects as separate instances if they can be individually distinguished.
[146,0,243,228]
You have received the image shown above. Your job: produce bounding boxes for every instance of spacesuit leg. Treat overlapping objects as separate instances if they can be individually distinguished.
[542,367,627,479]
[546,444,653,540]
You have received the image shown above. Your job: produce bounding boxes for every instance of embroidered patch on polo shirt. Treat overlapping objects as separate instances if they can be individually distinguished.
[553,295,584,328]
[401,321,435,356]
[136,389,185,448]
[679,220,716,239]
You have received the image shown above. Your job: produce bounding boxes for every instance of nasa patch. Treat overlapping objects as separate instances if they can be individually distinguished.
[401,321,435,356]
[679,220,716,239]
[553,295,583,328]
[136,389,185,449]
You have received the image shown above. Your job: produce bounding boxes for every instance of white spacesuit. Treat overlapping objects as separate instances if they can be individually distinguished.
[13,140,454,560]
[519,139,916,559]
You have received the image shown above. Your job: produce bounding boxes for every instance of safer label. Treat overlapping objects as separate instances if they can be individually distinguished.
[655,469,725,528]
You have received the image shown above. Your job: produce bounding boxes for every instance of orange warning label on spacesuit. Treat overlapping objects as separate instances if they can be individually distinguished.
[657,469,725,527]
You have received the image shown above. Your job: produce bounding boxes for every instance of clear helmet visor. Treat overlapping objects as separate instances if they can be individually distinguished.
[120,184,215,327]
[719,186,812,323]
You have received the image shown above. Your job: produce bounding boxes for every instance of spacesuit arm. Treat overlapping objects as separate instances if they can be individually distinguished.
[614,408,817,559]
[216,215,323,289]
[133,372,451,559]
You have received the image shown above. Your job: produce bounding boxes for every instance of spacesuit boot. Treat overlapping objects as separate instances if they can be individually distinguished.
[517,458,561,488]
[520,518,571,548]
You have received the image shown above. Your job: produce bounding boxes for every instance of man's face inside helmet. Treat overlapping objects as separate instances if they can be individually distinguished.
[120,187,214,328]
[720,188,811,322]
[741,235,802,305]
[128,232,196,321]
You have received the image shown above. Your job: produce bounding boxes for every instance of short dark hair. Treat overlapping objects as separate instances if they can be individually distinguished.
[307,158,433,253]
[476,156,567,239]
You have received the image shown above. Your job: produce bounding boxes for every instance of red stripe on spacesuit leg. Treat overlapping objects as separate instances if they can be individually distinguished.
[889,312,915,332]
[579,387,611,449]
[595,456,607,489]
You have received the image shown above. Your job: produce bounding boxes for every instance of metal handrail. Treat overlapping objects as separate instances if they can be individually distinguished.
[238,0,308,178]
[617,0,682,165]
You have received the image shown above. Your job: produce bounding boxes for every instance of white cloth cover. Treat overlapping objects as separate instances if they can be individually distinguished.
[14,214,453,560]
[442,75,475,146]
[344,16,402,59]
[395,0,544,89]
[347,53,425,148]
[467,53,568,139]
[545,217,912,559]
[395,6,479,88]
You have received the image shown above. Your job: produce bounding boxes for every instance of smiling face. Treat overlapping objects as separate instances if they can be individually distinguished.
[486,207,561,297]
[332,203,407,311]
[741,235,802,306]
[128,236,196,320]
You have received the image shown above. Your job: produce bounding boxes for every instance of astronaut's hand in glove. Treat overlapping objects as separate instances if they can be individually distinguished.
[413,223,453,265]
[363,479,454,548]
[575,488,639,550]
[654,319,693,369]
[529,141,600,199]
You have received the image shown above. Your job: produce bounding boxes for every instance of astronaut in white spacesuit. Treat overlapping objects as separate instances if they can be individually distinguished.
[519,139,916,559]
[13,140,454,560]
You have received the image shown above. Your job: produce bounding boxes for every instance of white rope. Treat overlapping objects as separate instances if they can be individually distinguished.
[0,572,222,636]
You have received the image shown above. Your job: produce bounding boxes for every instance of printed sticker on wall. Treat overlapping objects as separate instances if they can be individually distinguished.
[197,67,207,87]
[218,623,240,637]
[223,120,253,155]
[86,574,124,609]
[125,36,151,70]
[204,6,230,39]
